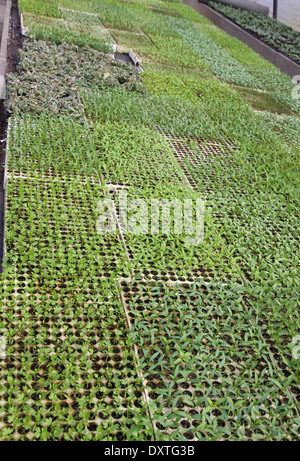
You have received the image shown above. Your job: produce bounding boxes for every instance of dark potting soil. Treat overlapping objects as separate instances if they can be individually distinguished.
[0,1,23,272]
[0,100,7,272]
[114,52,135,66]
[7,1,23,74]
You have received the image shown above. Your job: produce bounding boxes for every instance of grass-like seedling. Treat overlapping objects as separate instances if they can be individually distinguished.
[81,86,216,138]
[7,115,185,183]
[22,13,113,53]
[0,276,152,440]
[1,0,299,442]
[4,176,131,279]
[121,280,299,440]
[59,0,96,13]
[19,0,62,18]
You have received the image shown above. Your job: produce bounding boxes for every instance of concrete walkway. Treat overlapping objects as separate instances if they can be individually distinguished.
[0,0,8,46]
[0,0,11,99]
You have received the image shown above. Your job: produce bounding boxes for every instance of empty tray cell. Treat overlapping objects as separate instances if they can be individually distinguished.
[160,131,240,196]
[232,86,296,115]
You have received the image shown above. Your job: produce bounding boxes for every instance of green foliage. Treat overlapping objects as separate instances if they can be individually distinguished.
[19,0,61,18]
[199,23,275,70]
[59,0,96,13]
[209,2,300,63]
[22,12,113,52]
[256,112,300,148]
[6,40,143,117]
[4,176,130,278]
[81,86,216,138]
[166,15,298,95]
[92,0,141,31]
[0,276,152,440]
[8,115,183,187]
[123,280,299,440]
[2,0,299,442]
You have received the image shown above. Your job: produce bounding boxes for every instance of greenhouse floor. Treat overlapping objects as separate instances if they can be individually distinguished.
[0,0,299,441]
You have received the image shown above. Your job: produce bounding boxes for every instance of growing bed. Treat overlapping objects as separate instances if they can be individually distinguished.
[208,1,300,64]
[0,0,299,441]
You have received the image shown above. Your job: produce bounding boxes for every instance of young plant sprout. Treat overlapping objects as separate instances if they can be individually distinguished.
[0,0,299,442]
